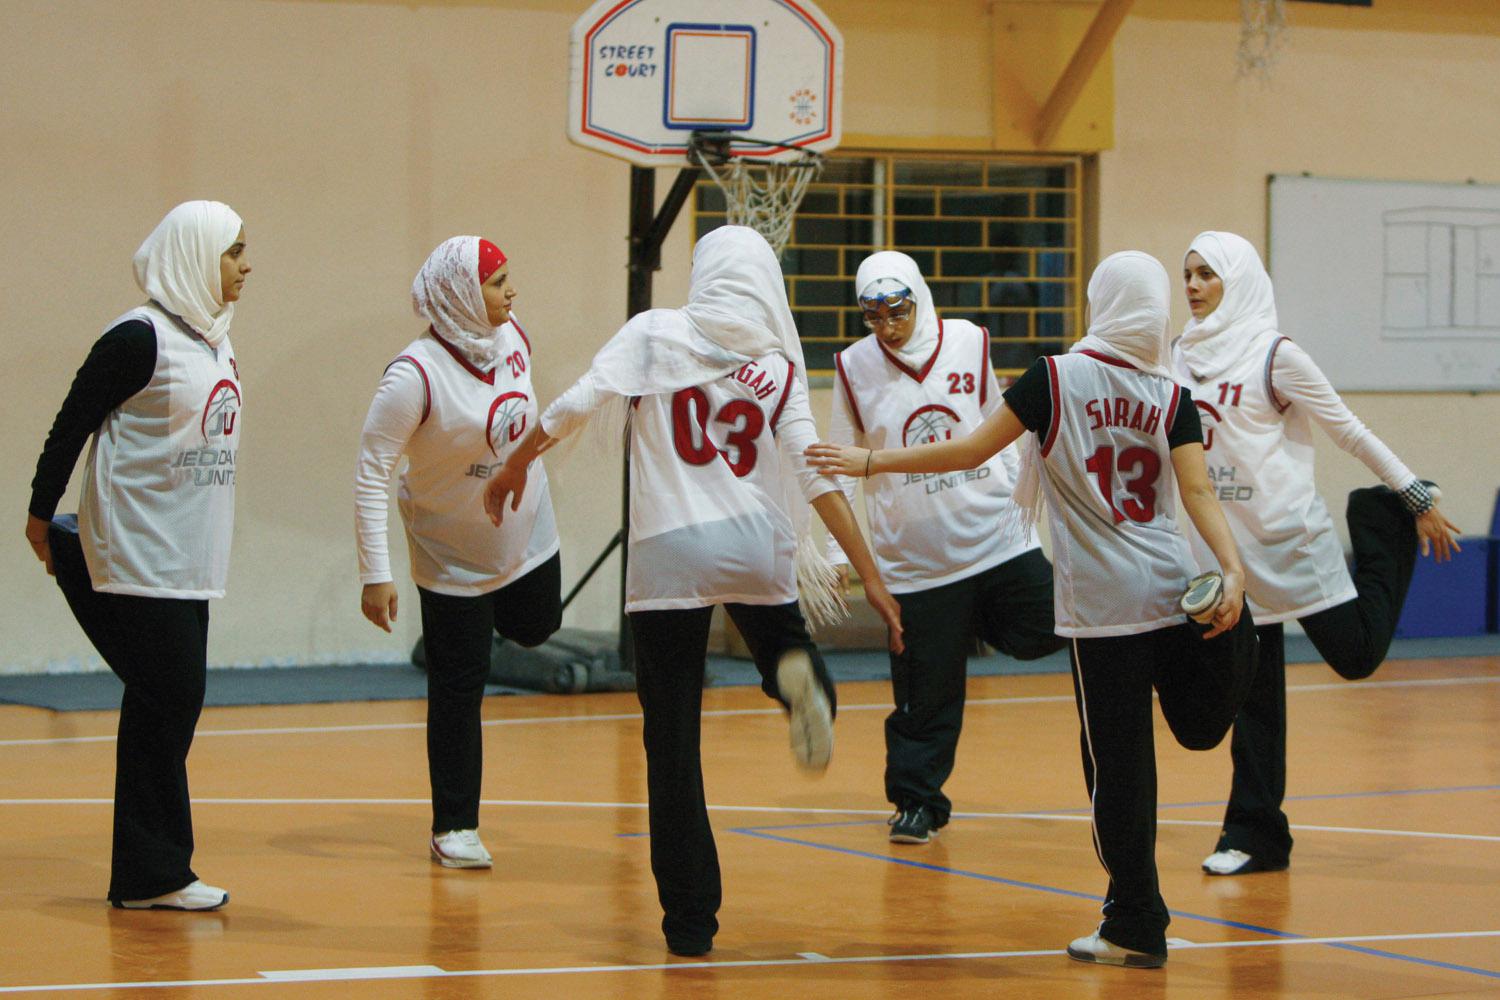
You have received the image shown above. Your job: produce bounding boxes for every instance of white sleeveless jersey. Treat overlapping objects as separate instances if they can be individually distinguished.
[389,323,559,595]
[1171,336,1354,623]
[1038,352,1197,637]
[79,303,241,599]
[626,354,832,611]
[834,319,1036,593]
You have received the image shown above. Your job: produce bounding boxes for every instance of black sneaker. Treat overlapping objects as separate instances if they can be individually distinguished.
[888,805,936,844]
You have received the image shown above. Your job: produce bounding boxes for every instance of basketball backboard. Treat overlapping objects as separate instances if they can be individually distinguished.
[568,0,843,166]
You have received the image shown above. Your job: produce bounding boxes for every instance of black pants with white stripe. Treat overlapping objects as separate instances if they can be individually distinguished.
[1216,485,1418,864]
[885,549,1065,825]
[628,602,835,951]
[1069,610,1258,956]
[48,519,210,903]
[416,553,562,834]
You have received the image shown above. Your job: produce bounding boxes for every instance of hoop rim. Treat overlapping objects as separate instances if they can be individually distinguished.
[689,130,825,168]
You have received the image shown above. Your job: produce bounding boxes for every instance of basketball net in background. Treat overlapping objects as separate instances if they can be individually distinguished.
[690,133,823,260]
[1237,0,1287,80]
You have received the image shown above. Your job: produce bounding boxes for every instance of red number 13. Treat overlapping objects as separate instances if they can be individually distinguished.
[1084,445,1161,524]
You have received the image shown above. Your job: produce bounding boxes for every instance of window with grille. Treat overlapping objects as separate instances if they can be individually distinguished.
[694,153,1086,377]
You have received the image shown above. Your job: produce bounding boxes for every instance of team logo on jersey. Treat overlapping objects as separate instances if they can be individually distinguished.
[1193,399,1221,452]
[486,391,530,456]
[902,404,961,446]
[201,380,241,441]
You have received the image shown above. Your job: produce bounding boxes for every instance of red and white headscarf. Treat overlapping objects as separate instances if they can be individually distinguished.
[412,236,508,369]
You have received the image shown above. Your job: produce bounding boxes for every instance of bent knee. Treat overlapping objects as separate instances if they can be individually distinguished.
[507,614,562,649]
[1328,657,1380,681]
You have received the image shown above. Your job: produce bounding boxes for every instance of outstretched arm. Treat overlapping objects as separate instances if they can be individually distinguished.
[810,491,904,654]
[805,403,1027,479]
[483,424,558,527]
[1172,442,1245,639]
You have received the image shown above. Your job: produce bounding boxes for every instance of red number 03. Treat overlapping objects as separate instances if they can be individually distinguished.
[670,388,764,477]
[1084,445,1161,524]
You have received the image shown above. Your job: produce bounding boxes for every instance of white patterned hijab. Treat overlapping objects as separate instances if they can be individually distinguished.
[412,236,502,369]
[133,200,243,347]
[854,251,938,368]
[1178,231,1281,381]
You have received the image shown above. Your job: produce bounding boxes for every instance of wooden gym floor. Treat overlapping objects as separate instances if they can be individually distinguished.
[1,655,1497,998]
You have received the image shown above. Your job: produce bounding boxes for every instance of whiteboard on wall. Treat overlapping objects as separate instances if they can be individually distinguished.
[1267,174,1500,392]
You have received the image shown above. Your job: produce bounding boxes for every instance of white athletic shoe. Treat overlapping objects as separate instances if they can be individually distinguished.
[430,829,493,869]
[777,649,833,772]
[1181,571,1224,624]
[114,880,229,911]
[1201,848,1285,875]
[1066,929,1165,968]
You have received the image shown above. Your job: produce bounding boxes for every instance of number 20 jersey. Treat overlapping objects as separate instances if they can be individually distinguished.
[626,353,834,612]
[1034,352,1197,637]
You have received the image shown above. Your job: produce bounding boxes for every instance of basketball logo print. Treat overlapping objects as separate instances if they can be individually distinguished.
[200,379,241,441]
[1194,399,1222,452]
[788,88,817,125]
[902,404,961,446]
[487,391,530,456]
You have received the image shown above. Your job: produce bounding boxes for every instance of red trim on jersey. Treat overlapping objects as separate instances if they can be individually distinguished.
[1078,348,1138,371]
[833,351,864,434]
[386,355,432,425]
[509,316,531,357]
[1166,383,1183,435]
[1265,336,1291,413]
[979,326,991,407]
[876,319,944,383]
[769,360,796,431]
[1041,355,1062,457]
[429,327,496,384]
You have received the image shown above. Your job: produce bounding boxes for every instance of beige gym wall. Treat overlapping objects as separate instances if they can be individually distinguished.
[1,0,1494,673]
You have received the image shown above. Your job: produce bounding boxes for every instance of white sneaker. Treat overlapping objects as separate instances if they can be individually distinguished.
[114,880,229,911]
[430,829,492,869]
[776,649,833,772]
[1181,571,1223,624]
[1201,848,1286,875]
[1066,929,1165,968]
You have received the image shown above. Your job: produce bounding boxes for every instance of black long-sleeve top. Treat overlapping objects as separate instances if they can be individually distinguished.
[29,320,157,521]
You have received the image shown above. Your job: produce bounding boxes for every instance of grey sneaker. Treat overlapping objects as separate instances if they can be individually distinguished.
[1181,571,1223,624]
[777,649,833,772]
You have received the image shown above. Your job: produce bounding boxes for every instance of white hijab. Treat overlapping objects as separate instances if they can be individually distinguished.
[1013,251,1174,530]
[569,225,843,625]
[412,236,503,369]
[133,200,243,348]
[582,225,808,399]
[854,251,938,368]
[1071,250,1173,377]
[1177,231,1281,381]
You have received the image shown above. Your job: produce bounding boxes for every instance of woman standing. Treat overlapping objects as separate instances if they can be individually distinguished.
[808,252,1259,969]
[825,251,1063,846]
[483,226,903,958]
[25,201,249,911]
[355,236,562,870]
[1173,231,1460,876]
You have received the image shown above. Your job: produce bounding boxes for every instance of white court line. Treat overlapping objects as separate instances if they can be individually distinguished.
[0,930,1494,994]
[3,673,1496,749]
[1,797,1495,843]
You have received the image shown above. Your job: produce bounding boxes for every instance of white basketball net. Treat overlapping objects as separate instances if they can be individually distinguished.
[1238,0,1288,80]
[691,148,822,260]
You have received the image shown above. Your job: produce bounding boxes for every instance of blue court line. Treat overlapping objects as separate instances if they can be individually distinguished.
[727,825,1500,980]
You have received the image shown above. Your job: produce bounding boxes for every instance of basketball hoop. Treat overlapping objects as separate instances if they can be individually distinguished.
[1237,0,1287,80]
[689,132,823,260]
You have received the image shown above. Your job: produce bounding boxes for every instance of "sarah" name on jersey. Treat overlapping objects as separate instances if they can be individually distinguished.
[724,362,779,401]
[1084,396,1162,435]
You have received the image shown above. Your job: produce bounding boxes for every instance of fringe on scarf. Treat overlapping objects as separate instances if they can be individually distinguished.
[795,531,850,631]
